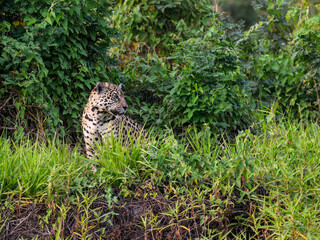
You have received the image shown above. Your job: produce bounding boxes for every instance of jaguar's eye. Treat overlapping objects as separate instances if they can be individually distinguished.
[114,95,120,101]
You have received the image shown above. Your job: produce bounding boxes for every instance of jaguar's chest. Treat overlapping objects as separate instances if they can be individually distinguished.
[97,118,117,135]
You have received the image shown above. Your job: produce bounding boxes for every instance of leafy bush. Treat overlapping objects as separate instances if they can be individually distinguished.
[120,0,319,132]
[165,31,254,130]
[240,1,320,119]
[122,52,173,127]
[240,41,307,115]
[0,0,118,139]
[112,0,213,60]
[123,20,255,132]
[290,14,320,117]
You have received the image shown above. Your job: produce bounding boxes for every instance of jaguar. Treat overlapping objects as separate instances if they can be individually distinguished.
[82,82,144,159]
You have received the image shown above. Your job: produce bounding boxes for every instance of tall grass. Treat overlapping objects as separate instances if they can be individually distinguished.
[0,138,87,201]
[95,119,320,238]
[1,116,320,239]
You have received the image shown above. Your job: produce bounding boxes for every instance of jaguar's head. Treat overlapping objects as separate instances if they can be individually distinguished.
[91,82,128,116]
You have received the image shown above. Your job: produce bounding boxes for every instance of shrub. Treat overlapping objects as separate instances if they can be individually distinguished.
[290,15,320,118]
[112,0,213,60]
[0,0,118,140]
[124,20,255,133]
[122,52,173,127]
[240,42,308,116]
[164,27,254,131]
[240,1,320,119]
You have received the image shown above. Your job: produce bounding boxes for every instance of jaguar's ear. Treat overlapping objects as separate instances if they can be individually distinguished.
[96,82,104,94]
[119,83,123,89]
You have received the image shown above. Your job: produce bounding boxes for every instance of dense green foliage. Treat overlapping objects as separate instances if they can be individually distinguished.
[112,0,213,57]
[0,0,118,139]
[120,0,320,132]
[240,1,320,119]
[164,29,253,130]
[1,0,319,138]
[125,26,254,130]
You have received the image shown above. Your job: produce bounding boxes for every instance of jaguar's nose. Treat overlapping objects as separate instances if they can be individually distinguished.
[123,103,128,112]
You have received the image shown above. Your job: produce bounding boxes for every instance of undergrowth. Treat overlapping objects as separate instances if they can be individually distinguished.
[1,116,320,239]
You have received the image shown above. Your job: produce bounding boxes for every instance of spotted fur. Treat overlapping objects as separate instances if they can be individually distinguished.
[82,82,143,159]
